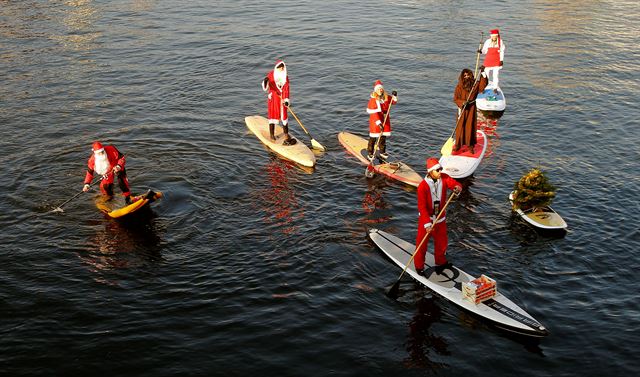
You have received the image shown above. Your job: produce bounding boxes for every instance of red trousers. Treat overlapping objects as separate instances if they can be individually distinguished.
[414,221,448,269]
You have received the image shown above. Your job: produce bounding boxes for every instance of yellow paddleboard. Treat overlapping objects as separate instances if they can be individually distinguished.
[96,190,163,219]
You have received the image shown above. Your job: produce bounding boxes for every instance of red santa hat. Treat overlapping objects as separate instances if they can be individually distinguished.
[426,157,442,173]
[92,141,104,154]
[490,29,500,36]
[373,80,383,91]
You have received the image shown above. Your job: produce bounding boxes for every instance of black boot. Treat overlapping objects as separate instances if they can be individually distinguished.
[282,125,296,145]
[367,137,376,160]
[269,124,276,141]
[378,136,388,162]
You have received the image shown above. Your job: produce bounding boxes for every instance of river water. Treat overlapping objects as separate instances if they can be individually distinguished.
[1,1,639,376]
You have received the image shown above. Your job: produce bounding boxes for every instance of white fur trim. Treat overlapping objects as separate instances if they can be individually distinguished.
[427,163,442,173]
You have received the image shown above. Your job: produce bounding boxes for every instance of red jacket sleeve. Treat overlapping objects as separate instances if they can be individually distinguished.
[442,174,462,192]
[282,79,290,102]
[84,155,95,184]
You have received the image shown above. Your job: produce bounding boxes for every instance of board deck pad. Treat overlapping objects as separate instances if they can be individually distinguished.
[245,115,316,168]
[439,130,487,178]
[369,228,549,337]
[338,131,422,187]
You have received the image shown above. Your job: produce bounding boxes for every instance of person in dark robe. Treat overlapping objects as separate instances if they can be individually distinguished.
[452,68,488,154]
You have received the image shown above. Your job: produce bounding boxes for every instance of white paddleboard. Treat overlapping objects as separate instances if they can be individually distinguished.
[245,115,316,168]
[338,131,422,187]
[509,191,567,230]
[439,130,487,179]
[476,86,506,119]
[369,228,549,337]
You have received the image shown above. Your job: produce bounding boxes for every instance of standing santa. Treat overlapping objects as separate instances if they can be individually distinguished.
[366,80,397,161]
[83,141,132,203]
[262,60,295,145]
[415,158,462,275]
[479,29,506,88]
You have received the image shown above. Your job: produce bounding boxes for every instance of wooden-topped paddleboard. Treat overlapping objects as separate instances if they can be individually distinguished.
[96,189,162,219]
[338,131,422,187]
[245,115,316,168]
[369,228,549,337]
[476,86,506,119]
[509,191,567,230]
[439,130,487,179]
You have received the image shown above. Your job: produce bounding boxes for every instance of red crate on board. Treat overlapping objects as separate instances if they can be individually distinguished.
[462,275,497,304]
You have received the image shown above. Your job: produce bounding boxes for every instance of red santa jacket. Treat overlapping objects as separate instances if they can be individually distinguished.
[417,173,462,228]
[367,94,397,137]
[84,145,126,184]
[262,60,290,104]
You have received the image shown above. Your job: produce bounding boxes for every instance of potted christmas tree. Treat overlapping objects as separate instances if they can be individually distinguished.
[511,168,556,211]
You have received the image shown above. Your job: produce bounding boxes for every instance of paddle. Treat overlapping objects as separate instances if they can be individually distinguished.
[287,106,326,151]
[387,190,459,299]
[365,99,394,178]
[474,32,484,79]
[51,175,104,213]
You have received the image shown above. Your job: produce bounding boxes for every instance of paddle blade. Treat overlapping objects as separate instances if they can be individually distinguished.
[310,138,326,152]
[386,280,401,299]
[365,164,375,178]
[441,137,454,156]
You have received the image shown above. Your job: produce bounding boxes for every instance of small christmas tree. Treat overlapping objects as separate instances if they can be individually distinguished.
[512,168,556,210]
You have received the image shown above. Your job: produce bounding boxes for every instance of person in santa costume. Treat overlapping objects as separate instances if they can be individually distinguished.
[453,68,488,153]
[479,29,506,88]
[82,141,132,203]
[415,158,462,275]
[261,59,295,145]
[366,80,397,161]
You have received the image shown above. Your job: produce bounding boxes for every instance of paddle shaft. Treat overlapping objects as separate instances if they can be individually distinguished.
[287,107,311,137]
[474,32,484,79]
[53,175,103,211]
[447,77,482,141]
[287,107,325,150]
[388,191,459,292]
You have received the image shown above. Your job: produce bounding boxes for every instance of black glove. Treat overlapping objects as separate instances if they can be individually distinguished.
[477,49,482,54]
[284,99,290,107]
[391,90,397,97]
[499,61,503,67]
[479,65,485,71]
[262,77,269,87]
[463,101,469,108]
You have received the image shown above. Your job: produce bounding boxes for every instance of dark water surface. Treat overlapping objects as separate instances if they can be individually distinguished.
[1,1,639,376]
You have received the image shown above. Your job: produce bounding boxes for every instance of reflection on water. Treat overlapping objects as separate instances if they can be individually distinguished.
[404,295,450,370]
[361,179,399,226]
[79,206,163,284]
[254,157,305,235]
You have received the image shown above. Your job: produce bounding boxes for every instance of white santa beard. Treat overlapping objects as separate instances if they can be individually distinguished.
[94,154,110,175]
[274,69,287,89]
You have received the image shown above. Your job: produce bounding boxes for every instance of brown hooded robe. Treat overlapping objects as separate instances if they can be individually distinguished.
[453,70,488,149]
